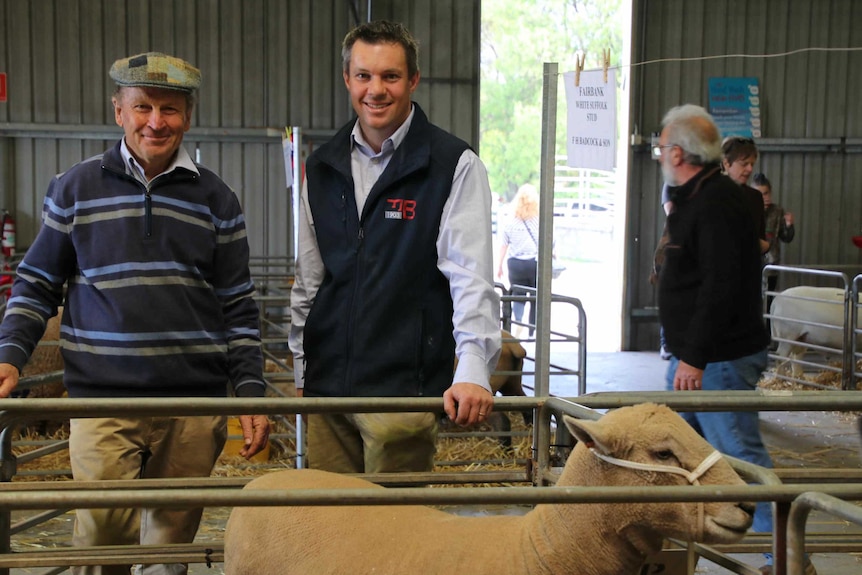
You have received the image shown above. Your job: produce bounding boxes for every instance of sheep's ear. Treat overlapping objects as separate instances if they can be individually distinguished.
[563,415,613,454]
[510,342,527,359]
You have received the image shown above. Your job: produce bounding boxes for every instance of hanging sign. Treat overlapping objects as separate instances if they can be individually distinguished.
[708,77,761,138]
[563,69,617,172]
[0,73,7,103]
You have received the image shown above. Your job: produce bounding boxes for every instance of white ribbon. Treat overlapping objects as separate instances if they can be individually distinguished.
[588,447,725,541]
[589,448,723,486]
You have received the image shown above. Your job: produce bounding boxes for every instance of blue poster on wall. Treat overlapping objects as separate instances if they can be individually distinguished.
[708,77,761,138]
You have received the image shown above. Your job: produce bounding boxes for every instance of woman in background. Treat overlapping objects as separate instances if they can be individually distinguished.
[721,136,769,254]
[753,172,795,328]
[497,184,540,338]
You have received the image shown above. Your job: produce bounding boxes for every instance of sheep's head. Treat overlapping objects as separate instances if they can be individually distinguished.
[562,403,754,545]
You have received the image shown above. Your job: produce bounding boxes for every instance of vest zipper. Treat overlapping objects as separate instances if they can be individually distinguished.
[345,214,364,395]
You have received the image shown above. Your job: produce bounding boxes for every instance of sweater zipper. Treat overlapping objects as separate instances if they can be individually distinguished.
[144,188,153,238]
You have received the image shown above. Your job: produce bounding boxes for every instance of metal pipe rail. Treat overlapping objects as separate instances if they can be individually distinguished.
[1,483,862,571]
[497,283,588,395]
[1,393,861,574]
[3,391,860,478]
[707,532,862,553]
[788,492,862,575]
[2,482,862,512]
[571,390,862,411]
[762,265,859,389]
[0,543,224,569]
[2,392,859,471]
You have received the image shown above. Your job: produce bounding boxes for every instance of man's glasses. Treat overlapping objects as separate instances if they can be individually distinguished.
[652,143,677,159]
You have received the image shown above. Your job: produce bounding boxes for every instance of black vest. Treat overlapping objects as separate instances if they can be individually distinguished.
[303,104,470,398]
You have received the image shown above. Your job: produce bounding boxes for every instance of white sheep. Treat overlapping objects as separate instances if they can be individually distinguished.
[770,286,860,377]
[223,403,754,575]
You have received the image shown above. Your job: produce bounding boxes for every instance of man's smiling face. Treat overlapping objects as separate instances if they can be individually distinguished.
[343,39,419,152]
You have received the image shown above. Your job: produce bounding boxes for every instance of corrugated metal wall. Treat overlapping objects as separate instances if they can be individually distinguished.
[0,0,480,258]
[624,0,862,350]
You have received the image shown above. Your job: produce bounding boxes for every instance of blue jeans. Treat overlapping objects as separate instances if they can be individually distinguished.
[665,349,774,533]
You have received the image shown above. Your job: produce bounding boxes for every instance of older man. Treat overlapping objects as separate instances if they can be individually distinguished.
[0,52,270,575]
[655,105,816,575]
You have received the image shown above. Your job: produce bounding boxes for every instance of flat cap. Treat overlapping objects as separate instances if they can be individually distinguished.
[109,52,201,92]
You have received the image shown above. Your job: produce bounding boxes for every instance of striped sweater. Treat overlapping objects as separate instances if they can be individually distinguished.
[0,141,265,398]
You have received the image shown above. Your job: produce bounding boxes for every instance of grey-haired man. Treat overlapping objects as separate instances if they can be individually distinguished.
[0,52,270,575]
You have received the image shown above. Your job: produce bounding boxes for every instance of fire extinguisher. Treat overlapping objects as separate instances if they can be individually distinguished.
[1,210,16,260]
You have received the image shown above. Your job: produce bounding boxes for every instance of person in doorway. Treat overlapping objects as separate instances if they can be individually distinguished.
[0,52,270,575]
[497,183,540,338]
[655,104,817,575]
[652,183,673,360]
[753,172,795,320]
[721,136,769,254]
[288,20,501,474]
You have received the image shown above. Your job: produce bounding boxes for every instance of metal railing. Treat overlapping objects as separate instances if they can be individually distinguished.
[498,283,588,395]
[1,392,861,574]
[788,492,862,575]
[763,266,861,390]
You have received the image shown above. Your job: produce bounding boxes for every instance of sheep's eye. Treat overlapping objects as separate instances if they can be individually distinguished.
[655,449,674,461]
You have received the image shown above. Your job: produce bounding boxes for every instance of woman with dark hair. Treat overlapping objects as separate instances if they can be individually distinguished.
[721,137,769,254]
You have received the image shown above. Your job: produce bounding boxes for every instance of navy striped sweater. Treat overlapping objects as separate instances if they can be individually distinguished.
[0,141,265,398]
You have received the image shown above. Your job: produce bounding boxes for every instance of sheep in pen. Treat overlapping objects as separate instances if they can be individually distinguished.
[224,403,754,575]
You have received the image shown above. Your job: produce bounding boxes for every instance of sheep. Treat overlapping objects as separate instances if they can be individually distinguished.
[769,286,860,377]
[487,329,529,400]
[223,403,754,575]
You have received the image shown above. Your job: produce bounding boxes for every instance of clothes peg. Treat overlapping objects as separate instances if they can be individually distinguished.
[575,52,585,87]
[603,49,611,83]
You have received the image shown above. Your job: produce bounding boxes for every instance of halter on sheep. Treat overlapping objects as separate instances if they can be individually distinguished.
[589,447,724,541]
[224,403,754,575]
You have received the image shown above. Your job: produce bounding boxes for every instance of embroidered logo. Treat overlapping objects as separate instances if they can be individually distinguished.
[384,199,416,220]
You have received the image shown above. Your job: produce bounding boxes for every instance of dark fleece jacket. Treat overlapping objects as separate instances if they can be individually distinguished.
[658,164,769,369]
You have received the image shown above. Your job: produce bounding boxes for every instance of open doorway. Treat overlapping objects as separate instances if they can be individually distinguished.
[480,0,632,352]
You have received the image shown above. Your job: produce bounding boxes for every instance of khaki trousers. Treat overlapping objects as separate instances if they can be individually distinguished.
[307,412,438,473]
[69,416,227,575]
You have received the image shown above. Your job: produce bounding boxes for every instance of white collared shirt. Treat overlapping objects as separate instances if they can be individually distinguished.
[119,139,199,186]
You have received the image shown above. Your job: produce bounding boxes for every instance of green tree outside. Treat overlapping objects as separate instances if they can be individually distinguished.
[481,0,624,201]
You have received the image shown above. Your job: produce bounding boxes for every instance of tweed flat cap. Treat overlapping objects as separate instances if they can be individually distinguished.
[109,52,201,92]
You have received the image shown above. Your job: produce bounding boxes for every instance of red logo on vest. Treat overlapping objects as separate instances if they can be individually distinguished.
[384,199,416,220]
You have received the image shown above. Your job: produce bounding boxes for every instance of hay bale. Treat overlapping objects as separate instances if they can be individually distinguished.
[21,308,64,378]
[16,309,67,435]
